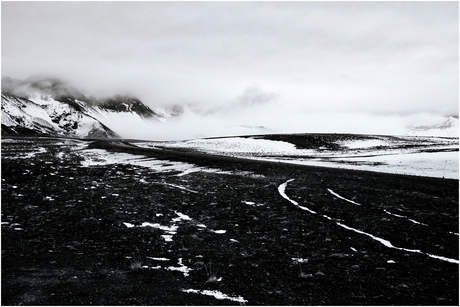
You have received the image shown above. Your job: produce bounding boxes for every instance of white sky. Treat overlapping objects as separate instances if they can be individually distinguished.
[1,1,459,138]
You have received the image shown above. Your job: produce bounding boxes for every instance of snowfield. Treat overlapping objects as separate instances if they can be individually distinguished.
[134,135,459,179]
[79,148,264,178]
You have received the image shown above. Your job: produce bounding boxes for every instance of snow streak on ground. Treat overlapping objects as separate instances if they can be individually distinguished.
[329,188,457,235]
[165,258,192,277]
[122,211,230,278]
[181,289,248,303]
[123,211,193,242]
[135,136,459,179]
[155,182,199,194]
[1,139,48,159]
[278,180,459,264]
[278,180,317,214]
[79,148,263,178]
[327,189,361,206]
[383,209,428,226]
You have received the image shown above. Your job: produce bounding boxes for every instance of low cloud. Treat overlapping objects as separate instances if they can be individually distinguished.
[234,85,279,107]
[1,76,87,101]
[117,102,452,141]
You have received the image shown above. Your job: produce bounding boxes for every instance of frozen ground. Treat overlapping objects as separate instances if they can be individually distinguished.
[134,135,459,179]
[2,135,458,305]
[79,148,263,178]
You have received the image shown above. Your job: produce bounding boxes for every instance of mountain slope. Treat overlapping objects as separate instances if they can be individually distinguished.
[1,76,169,138]
[1,93,119,138]
[1,74,176,138]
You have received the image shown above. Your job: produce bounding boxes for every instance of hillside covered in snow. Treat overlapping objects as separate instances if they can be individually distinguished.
[1,76,166,138]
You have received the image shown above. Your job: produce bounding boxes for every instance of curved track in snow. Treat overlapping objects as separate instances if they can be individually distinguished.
[327,189,361,205]
[327,187,458,236]
[278,179,459,264]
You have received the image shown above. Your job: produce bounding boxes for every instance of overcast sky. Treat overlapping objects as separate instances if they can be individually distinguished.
[2,2,458,138]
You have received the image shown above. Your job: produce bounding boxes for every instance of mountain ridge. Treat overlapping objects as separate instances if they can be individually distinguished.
[2,76,458,140]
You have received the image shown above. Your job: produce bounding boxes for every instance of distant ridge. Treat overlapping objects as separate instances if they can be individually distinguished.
[406,116,459,137]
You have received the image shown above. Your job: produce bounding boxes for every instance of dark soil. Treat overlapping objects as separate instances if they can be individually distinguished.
[1,136,458,305]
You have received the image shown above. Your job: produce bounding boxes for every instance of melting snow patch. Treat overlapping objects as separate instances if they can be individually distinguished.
[181,289,248,303]
[138,222,178,233]
[166,258,192,277]
[79,148,260,177]
[292,258,308,263]
[243,200,264,207]
[146,257,169,261]
[172,211,193,222]
[123,221,178,242]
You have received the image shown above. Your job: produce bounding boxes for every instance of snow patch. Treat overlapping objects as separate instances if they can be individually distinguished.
[135,136,458,179]
[146,257,169,261]
[292,258,308,263]
[343,139,388,149]
[79,148,261,178]
[166,258,192,277]
[181,289,248,303]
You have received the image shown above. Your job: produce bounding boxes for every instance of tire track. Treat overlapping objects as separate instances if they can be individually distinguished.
[328,187,458,236]
[327,189,361,205]
[383,209,427,226]
[278,179,459,264]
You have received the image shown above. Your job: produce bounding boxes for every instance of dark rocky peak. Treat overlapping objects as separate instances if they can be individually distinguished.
[95,95,159,118]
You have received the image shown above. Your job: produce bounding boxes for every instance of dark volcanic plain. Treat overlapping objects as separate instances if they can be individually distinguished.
[1,135,458,305]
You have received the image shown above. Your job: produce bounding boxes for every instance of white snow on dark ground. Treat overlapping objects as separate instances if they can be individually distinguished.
[134,136,459,179]
[181,289,248,304]
[78,148,264,178]
[278,180,459,264]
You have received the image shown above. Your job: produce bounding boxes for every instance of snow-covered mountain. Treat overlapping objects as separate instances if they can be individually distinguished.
[406,116,459,137]
[1,77,165,138]
[1,93,119,138]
